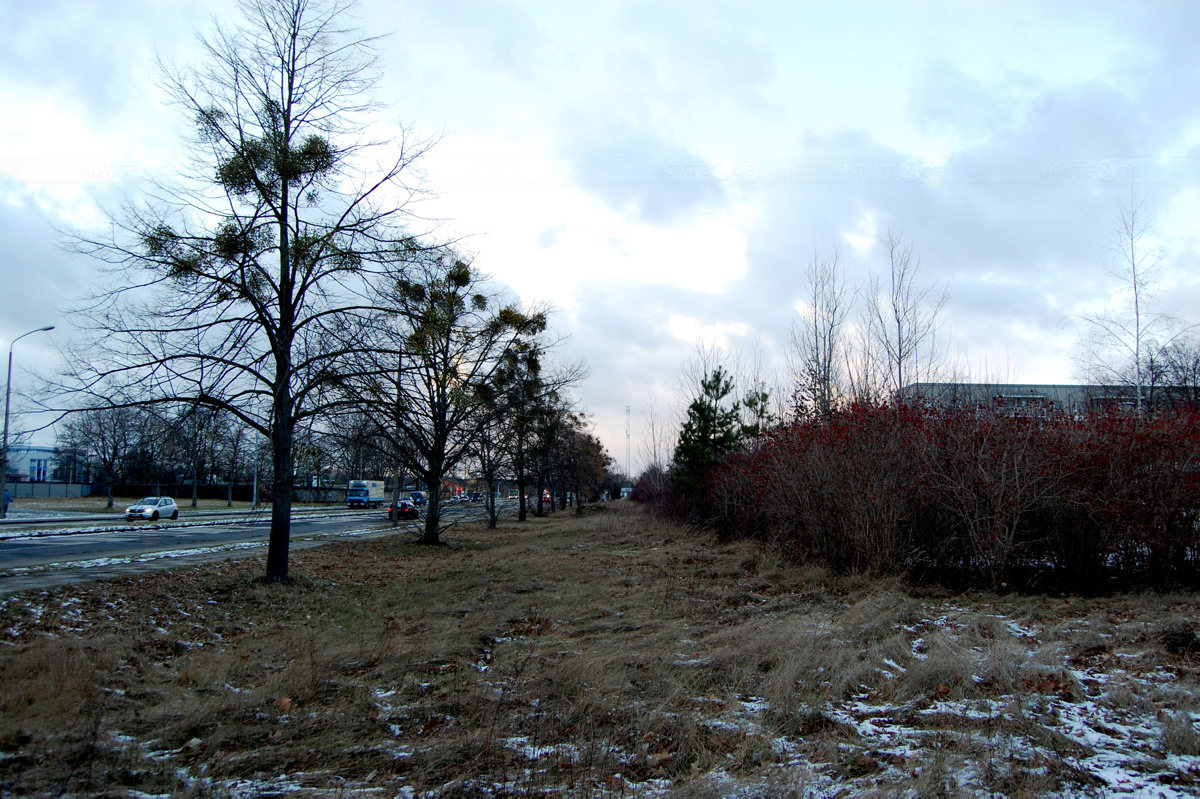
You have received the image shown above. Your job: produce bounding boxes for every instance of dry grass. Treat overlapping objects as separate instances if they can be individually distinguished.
[2,503,1200,795]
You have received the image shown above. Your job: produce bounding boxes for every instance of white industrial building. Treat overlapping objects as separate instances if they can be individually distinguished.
[3,444,56,483]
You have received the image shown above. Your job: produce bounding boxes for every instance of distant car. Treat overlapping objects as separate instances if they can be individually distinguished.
[388,500,419,521]
[125,496,179,522]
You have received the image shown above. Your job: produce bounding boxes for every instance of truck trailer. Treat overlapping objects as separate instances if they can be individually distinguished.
[347,480,386,509]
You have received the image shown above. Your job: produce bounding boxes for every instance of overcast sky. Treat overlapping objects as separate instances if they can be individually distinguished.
[3,0,1200,470]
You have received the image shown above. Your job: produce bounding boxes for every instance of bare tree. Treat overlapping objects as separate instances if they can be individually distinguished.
[1159,335,1200,408]
[789,247,849,418]
[337,250,550,544]
[639,396,673,478]
[845,311,886,407]
[470,402,512,529]
[489,326,585,522]
[548,411,610,508]
[59,405,149,508]
[58,0,431,580]
[1077,191,1176,411]
[863,228,947,400]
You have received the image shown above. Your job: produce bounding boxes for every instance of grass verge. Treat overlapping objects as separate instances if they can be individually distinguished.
[2,502,1199,795]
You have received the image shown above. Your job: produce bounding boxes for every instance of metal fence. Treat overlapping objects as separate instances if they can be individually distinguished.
[9,482,92,499]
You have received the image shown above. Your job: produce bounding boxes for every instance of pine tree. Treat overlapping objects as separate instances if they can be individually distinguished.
[672,368,741,496]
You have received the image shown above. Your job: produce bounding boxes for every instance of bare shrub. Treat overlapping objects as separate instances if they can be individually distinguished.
[700,403,1200,592]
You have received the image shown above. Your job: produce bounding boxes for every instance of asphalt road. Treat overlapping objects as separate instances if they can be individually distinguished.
[0,502,498,595]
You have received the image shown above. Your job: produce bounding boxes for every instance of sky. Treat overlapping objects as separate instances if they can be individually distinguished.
[3,0,1200,472]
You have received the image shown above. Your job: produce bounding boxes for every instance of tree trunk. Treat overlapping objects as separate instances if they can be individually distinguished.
[265,387,293,581]
[423,491,441,544]
[515,441,528,522]
[192,454,200,508]
[486,478,498,529]
[421,458,443,544]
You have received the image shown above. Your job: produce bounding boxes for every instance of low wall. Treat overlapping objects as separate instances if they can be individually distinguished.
[8,482,92,499]
[107,484,346,504]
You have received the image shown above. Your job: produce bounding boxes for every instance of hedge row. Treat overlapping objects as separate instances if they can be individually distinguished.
[691,406,1200,592]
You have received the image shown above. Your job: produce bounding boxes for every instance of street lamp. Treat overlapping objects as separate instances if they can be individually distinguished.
[2,325,55,519]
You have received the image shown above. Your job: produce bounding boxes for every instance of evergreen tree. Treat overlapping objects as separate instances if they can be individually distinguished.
[672,368,741,496]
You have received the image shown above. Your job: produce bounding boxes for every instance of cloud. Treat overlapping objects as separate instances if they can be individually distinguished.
[562,127,728,225]
[683,29,1200,391]
[0,188,89,357]
[9,0,1200,464]
[0,1,209,127]
[383,0,545,79]
[535,225,565,249]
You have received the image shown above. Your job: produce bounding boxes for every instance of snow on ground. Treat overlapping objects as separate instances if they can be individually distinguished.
[340,603,1200,794]
[6,553,1200,795]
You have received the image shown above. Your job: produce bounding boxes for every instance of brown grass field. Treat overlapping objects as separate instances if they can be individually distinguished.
[2,501,1200,796]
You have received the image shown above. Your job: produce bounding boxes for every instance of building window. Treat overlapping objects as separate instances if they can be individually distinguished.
[29,459,48,482]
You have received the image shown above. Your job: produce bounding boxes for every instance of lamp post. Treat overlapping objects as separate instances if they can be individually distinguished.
[2,325,55,519]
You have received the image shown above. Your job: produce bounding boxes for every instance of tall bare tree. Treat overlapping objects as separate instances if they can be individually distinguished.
[1159,335,1200,408]
[469,400,512,529]
[789,248,849,418]
[59,0,430,579]
[548,411,610,508]
[1077,191,1177,411]
[863,228,947,400]
[485,323,584,522]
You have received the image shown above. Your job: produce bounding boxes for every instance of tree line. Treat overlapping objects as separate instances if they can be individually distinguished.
[45,0,610,581]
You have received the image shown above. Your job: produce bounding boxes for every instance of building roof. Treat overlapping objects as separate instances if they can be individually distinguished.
[901,383,1140,410]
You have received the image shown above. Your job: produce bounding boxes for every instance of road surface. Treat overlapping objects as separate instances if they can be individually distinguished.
[0,503,497,595]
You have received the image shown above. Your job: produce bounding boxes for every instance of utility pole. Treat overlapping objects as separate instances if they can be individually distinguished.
[2,325,54,518]
[625,405,631,484]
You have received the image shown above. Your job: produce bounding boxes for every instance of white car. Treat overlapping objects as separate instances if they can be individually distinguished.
[125,496,180,521]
